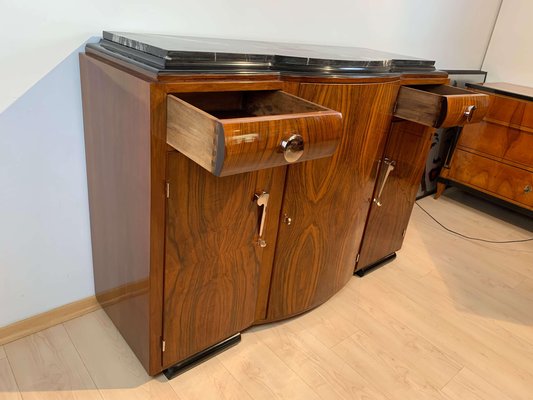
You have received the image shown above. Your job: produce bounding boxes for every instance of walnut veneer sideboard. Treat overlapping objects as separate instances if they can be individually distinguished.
[80,32,489,377]
[436,82,533,213]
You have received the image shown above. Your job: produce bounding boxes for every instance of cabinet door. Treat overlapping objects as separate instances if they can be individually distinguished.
[266,82,398,320]
[162,151,280,367]
[356,121,434,271]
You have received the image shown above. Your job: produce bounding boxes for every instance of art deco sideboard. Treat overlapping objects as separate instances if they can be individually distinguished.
[80,32,488,377]
[436,82,533,213]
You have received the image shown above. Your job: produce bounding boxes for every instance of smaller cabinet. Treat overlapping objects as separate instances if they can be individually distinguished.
[357,83,491,273]
[438,83,533,212]
[356,120,434,271]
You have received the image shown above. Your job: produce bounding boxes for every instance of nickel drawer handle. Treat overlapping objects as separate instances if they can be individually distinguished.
[464,105,477,123]
[280,134,304,163]
[255,191,270,247]
[525,185,532,194]
[373,158,396,207]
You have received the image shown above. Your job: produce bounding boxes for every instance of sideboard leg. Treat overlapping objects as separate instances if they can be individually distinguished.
[163,333,241,380]
[355,253,397,277]
[435,181,446,199]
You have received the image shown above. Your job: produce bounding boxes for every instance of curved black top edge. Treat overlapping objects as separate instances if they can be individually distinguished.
[100,31,437,75]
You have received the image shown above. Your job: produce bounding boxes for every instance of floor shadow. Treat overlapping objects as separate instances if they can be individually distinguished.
[416,187,533,326]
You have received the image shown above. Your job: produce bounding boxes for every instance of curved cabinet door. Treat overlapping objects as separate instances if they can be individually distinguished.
[266,82,398,321]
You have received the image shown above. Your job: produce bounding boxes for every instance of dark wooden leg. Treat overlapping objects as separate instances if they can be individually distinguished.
[435,181,446,199]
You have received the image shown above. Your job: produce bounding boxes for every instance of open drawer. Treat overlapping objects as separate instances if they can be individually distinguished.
[166,90,342,176]
[394,84,489,128]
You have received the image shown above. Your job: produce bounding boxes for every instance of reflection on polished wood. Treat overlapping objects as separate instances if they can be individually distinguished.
[166,91,342,176]
[394,85,489,128]
[356,121,434,270]
[439,84,533,212]
[266,82,399,321]
[2,190,533,399]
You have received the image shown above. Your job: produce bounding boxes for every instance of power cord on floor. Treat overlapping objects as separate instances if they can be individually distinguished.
[414,202,533,244]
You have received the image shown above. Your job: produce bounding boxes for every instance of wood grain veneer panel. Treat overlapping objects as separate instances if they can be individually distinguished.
[162,151,263,367]
[80,54,152,372]
[266,81,399,320]
[356,121,434,270]
[447,150,533,210]
[395,85,488,128]
[166,90,342,176]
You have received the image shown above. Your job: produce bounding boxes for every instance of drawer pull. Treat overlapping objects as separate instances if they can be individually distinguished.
[255,191,270,248]
[373,158,396,207]
[525,185,532,194]
[464,105,477,123]
[280,134,304,163]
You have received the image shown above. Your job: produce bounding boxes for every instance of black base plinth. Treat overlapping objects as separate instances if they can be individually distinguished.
[355,253,397,277]
[163,333,241,380]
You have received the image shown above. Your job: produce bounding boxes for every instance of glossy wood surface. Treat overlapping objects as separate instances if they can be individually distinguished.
[266,81,399,321]
[80,54,153,372]
[356,121,434,270]
[446,149,533,210]
[440,85,533,211]
[459,121,533,169]
[395,85,489,128]
[166,90,342,176]
[162,151,284,367]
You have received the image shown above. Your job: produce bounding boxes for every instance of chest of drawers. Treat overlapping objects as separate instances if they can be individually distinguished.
[437,82,533,212]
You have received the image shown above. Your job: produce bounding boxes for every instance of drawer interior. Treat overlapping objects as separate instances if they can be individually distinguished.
[173,90,328,120]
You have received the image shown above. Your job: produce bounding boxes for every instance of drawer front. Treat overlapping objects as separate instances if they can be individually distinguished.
[485,95,525,125]
[166,90,342,176]
[458,120,533,168]
[448,149,533,208]
[394,85,489,128]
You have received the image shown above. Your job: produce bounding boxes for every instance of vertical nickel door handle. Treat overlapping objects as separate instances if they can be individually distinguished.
[373,158,396,207]
[255,191,270,248]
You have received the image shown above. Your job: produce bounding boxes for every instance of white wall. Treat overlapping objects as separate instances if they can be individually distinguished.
[482,0,533,86]
[0,0,502,327]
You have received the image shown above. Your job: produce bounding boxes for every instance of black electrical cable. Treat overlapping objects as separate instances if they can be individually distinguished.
[415,202,533,244]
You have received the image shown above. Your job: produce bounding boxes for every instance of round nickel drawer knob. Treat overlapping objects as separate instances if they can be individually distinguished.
[280,134,304,163]
[524,185,532,193]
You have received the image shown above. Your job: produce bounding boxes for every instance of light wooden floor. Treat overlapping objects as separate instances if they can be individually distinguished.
[1,188,533,400]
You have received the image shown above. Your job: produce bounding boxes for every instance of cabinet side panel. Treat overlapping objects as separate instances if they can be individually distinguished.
[267,82,399,320]
[80,54,151,371]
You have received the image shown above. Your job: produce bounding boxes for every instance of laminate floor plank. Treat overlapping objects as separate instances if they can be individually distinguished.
[4,324,102,400]
[441,367,514,400]
[0,347,5,360]
[168,358,252,400]
[217,332,321,400]
[351,275,533,399]
[330,299,462,389]
[64,310,180,400]
[0,358,21,400]
[253,324,390,400]
[332,334,453,400]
